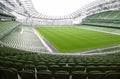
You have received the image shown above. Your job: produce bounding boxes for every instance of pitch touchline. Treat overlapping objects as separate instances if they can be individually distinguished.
[20,28,24,35]
[77,26,120,35]
[32,28,53,52]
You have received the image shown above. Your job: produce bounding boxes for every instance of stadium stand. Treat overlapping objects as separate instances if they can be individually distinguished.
[0,0,120,79]
[1,26,48,52]
[82,10,120,28]
[0,8,19,39]
[0,21,20,39]
[85,11,120,20]
[0,9,16,20]
[0,45,120,79]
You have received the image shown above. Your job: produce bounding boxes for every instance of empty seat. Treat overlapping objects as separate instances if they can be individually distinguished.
[0,68,18,79]
[48,65,60,72]
[72,71,87,79]
[62,65,72,72]
[19,70,35,79]
[88,71,105,79]
[57,63,66,67]
[47,62,56,67]
[108,66,120,72]
[36,65,48,71]
[68,63,76,67]
[73,66,85,71]
[105,71,120,79]
[87,66,108,72]
[24,64,35,70]
[54,71,69,79]
[13,62,23,71]
[37,70,52,79]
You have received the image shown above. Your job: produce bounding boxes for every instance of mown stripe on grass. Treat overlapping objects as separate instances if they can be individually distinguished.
[36,26,120,53]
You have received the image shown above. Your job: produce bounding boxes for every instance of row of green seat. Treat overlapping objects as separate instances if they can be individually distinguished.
[0,66,120,79]
[83,10,120,23]
[0,21,20,39]
[0,45,120,79]
[1,26,48,52]
[1,58,120,72]
[86,10,120,19]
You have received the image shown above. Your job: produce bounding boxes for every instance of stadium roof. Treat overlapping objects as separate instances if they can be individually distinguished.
[0,0,119,20]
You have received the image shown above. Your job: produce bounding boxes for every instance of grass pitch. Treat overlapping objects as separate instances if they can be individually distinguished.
[36,26,120,53]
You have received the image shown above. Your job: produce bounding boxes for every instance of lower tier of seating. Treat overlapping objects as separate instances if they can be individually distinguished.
[1,26,48,52]
[0,45,120,79]
[0,66,120,79]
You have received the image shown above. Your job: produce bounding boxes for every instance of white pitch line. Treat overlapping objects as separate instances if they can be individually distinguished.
[77,26,120,35]
[20,29,24,35]
[32,28,53,52]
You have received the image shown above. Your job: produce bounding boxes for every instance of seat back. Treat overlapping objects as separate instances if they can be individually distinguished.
[72,71,87,79]
[54,71,69,79]
[37,70,52,79]
[19,70,35,79]
[88,71,105,79]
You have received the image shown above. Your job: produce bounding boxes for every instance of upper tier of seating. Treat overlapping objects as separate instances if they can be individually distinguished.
[83,10,120,23]
[0,21,20,39]
[81,10,120,29]
[86,10,120,19]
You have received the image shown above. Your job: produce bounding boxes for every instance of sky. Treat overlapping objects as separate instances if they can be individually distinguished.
[32,0,96,16]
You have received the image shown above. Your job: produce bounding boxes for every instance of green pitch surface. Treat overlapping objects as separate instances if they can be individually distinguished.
[36,26,120,53]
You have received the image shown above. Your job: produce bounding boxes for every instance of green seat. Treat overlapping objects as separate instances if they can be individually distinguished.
[37,62,46,65]
[77,63,86,66]
[37,70,52,79]
[68,63,75,67]
[57,63,66,67]
[19,70,35,79]
[108,66,120,72]
[24,64,35,70]
[73,66,85,71]
[13,62,23,71]
[105,71,120,79]
[87,66,108,72]
[36,65,48,71]
[72,71,87,79]
[62,66,72,72]
[54,71,69,79]
[0,68,18,79]
[48,65,60,72]
[47,62,56,67]
[3,61,13,68]
[88,71,105,79]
